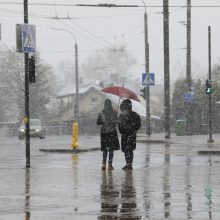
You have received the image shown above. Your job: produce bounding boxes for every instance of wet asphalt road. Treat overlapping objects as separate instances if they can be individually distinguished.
[1,134,220,220]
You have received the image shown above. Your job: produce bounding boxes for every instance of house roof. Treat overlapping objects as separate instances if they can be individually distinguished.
[57,82,102,98]
[57,84,88,98]
[79,86,105,100]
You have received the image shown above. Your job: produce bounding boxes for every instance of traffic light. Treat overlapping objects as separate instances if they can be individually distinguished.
[29,56,35,83]
[205,79,212,94]
[140,87,146,100]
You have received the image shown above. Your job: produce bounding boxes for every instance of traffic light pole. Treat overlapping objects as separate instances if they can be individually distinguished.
[186,0,191,88]
[24,0,30,168]
[144,10,151,137]
[163,0,171,138]
[186,0,192,135]
[208,26,214,143]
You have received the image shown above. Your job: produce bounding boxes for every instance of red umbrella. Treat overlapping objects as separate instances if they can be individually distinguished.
[101,86,140,102]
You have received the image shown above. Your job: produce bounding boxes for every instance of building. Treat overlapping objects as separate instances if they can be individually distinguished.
[54,82,163,134]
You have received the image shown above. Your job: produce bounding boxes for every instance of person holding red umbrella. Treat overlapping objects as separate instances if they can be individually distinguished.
[97,99,120,170]
[118,99,141,170]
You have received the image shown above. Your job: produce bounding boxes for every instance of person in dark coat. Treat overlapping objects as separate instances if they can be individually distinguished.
[97,99,120,170]
[118,99,141,170]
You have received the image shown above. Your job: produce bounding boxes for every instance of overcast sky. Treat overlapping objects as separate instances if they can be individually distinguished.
[0,0,220,84]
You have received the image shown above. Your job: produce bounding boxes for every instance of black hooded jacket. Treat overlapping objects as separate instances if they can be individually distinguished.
[97,99,120,151]
[118,99,141,152]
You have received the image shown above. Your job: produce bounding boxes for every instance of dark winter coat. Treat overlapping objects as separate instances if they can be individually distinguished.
[118,109,141,152]
[97,110,120,151]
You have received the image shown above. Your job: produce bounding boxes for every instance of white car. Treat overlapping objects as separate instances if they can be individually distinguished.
[18,119,46,139]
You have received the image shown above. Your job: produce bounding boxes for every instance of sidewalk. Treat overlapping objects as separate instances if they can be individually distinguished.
[39,133,220,154]
[39,135,100,153]
[137,132,220,145]
[137,132,220,156]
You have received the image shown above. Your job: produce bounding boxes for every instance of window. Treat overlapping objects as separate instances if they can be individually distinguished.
[91,97,98,103]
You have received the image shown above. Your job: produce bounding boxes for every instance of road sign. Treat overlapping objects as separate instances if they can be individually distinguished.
[184,92,193,102]
[16,24,36,53]
[22,24,36,52]
[142,73,155,86]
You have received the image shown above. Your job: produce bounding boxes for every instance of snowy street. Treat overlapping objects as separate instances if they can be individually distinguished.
[1,134,220,219]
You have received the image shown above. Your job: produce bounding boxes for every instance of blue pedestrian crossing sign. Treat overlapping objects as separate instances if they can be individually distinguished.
[142,73,155,86]
[22,24,36,52]
[184,92,193,102]
[16,24,36,53]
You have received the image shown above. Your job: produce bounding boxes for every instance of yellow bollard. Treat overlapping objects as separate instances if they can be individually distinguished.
[23,116,28,124]
[71,121,79,148]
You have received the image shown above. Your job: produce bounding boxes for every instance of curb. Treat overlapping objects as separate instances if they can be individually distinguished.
[137,139,169,144]
[198,151,220,155]
[39,147,100,153]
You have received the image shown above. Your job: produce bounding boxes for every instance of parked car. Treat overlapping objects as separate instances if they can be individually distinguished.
[18,119,46,139]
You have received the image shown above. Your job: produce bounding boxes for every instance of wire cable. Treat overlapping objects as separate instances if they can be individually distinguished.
[70,19,114,48]
[0,2,220,8]
[58,20,112,49]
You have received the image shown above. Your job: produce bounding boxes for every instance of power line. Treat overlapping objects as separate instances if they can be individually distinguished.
[0,8,142,20]
[0,8,144,20]
[0,4,184,21]
[0,8,52,19]
[51,13,141,20]
[0,2,220,8]
[40,49,141,54]
[76,4,220,8]
[58,20,112,49]
[39,47,184,54]
[70,20,113,48]
[0,8,144,40]
[76,4,139,8]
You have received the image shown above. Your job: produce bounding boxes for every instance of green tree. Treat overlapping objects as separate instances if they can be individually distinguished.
[212,64,220,101]
[0,46,56,122]
[29,56,56,122]
[172,78,207,112]
[0,46,24,121]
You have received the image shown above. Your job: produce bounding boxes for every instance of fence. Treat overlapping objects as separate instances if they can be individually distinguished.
[0,116,164,137]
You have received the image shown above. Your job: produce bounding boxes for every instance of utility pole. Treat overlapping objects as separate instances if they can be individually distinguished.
[186,0,192,135]
[144,9,151,137]
[24,0,30,168]
[208,26,214,143]
[163,0,171,138]
[186,0,191,88]
[74,43,79,122]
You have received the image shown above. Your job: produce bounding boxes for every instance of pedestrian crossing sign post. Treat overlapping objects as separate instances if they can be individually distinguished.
[16,24,36,53]
[142,73,155,86]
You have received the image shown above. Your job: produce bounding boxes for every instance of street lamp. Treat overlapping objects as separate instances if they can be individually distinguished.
[52,28,79,123]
